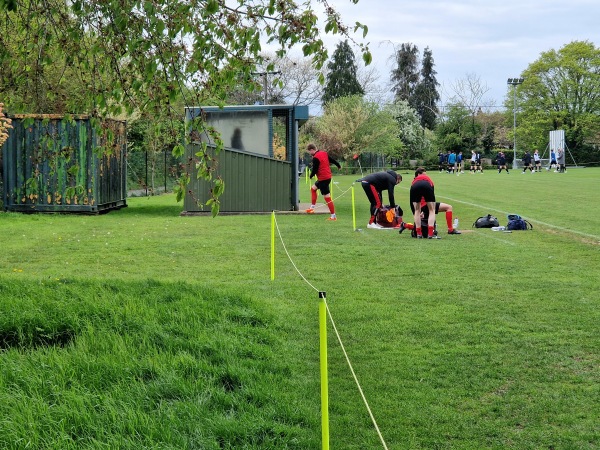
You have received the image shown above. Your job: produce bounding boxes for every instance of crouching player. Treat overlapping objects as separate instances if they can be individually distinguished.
[399,201,462,236]
[357,170,403,228]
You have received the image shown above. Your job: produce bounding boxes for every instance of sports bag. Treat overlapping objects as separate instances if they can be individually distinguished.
[506,214,533,230]
[473,214,499,228]
[375,205,403,228]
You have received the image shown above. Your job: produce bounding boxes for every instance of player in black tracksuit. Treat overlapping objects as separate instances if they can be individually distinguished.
[357,170,402,225]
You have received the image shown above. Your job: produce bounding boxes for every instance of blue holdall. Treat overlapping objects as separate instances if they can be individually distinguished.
[506,214,533,231]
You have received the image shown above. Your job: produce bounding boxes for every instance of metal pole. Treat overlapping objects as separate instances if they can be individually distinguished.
[251,70,281,105]
[507,78,524,169]
[513,86,517,169]
[263,74,268,105]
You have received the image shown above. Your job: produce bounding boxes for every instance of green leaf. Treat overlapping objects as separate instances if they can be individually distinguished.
[205,0,219,14]
[0,0,17,11]
[172,144,185,157]
[212,179,225,197]
[211,201,220,217]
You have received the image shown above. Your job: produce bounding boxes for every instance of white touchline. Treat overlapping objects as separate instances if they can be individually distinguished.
[439,195,600,242]
[396,185,599,241]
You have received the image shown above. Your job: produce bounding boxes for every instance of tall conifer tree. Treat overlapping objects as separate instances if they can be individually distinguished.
[390,43,420,104]
[413,47,440,129]
[322,40,364,105]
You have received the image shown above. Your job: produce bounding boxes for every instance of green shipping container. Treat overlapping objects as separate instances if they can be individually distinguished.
[2,115,127,213]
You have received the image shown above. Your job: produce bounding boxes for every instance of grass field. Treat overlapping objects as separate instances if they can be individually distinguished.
[0,167,599,449]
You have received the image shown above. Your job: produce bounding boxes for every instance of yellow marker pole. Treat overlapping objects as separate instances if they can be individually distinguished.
[351,185,356,231]
[271,211,275,281]
[318,291,330,450]
[305,168,309,184]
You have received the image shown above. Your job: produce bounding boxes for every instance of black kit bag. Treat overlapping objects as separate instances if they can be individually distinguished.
[473,214,499,228]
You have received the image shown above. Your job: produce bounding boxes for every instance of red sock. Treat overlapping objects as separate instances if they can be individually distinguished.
[326,199,335,214]
[311,189,317,205]
[405,223,414,230]
[416,226,422,236]
[428,225,434,236]
[446,211,453,230]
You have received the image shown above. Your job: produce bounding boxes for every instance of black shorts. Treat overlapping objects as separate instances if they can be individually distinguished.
[315,179,332,195]
[411,201,440,215]
[410,180,435,204]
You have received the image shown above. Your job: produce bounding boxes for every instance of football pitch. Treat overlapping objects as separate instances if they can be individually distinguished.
[0,167,598,448]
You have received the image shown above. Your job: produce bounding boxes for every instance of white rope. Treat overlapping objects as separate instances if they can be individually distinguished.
[273,212,389,449]
[325,301,390,450]
[308,183,354,212]
[273,214,320,292]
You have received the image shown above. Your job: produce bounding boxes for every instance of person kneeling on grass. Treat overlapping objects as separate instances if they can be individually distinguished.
[357,170,402,228]
[399,200,462,236]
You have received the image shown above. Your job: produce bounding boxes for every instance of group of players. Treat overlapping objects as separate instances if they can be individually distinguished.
[304,144,461,239]
[439,148,567,175]
[437,150,473,174]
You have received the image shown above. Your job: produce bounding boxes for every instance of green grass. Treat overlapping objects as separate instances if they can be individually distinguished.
[0,168,599,449]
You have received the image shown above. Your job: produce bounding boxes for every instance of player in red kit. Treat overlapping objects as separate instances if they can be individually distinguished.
[306,143,341,221]
[409,167,439,239]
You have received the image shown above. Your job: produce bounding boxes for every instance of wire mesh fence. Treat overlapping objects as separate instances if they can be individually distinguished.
[127,150,183,196]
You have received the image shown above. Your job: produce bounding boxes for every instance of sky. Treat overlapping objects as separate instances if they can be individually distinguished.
[317,0,600,111]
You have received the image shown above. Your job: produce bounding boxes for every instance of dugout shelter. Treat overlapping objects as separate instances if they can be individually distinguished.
[182,105,308,214]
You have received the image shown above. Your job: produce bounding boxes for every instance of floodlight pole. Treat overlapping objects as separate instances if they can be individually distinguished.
[507,77,524,169]
[251,70,282,105]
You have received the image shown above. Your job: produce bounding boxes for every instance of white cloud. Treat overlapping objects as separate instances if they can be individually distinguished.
[317,0,600,109]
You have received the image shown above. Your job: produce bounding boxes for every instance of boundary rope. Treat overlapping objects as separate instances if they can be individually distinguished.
[307,182,354,212]
[273,213,389,450]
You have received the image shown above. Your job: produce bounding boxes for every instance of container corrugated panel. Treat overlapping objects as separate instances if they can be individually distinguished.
[183,145,292,213]
[2,115,127,213]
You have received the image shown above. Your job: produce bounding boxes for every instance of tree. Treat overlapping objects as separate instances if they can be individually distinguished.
[0,0,90,113]
[449,73,493,114]
[447,73,493,151]
[322,40,364,105]
[314,95,398,161]
[477,110,509,154]
[390,43,440,129]
[0,0,371,214]
[390,43,420,105]
[357,64,391,106]
[412,47,440,130]
[385,100,431,160]
[515,40,600,163]
[434,103,480,153]
[253,54,324,107]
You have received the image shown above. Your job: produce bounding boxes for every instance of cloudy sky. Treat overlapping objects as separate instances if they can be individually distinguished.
[319,0,599,110]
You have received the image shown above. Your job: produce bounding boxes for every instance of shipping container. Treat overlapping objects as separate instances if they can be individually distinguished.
[2,115,127,213]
